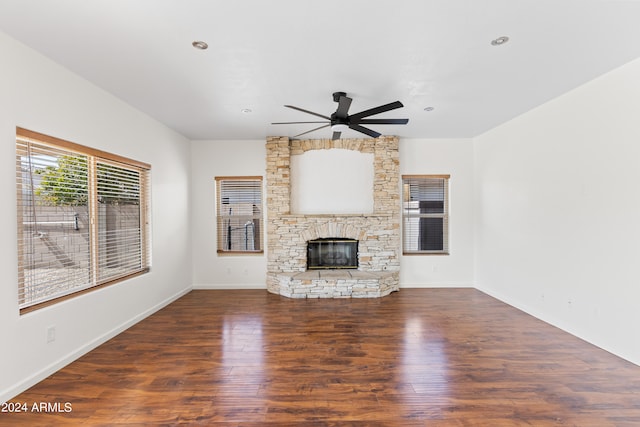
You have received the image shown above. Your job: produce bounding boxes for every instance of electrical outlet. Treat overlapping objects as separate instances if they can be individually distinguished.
[46,325,56,343]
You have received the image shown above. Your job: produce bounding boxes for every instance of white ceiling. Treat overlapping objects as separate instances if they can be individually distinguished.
[1,0,640,141]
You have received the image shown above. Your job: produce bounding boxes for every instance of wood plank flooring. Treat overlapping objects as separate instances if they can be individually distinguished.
[2,288,640,426]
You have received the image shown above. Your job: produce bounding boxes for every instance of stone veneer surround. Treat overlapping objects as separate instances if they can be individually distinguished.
[266,136,400,298]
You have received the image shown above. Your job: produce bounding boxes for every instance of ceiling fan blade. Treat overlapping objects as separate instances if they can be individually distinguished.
[292,124,331,138]
[272,121,329,125]
[349,124,381,139]
[335,95,352,118]
[349,101,404,121]
[355,118,409,125]
[285,105,331,120]
[332,131,342,140]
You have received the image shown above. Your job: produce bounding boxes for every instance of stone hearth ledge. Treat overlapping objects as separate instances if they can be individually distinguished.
[269,270,399,299]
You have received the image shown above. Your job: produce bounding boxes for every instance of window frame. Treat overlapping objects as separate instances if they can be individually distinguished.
[16,127,151,314]
[401,174,450,256]
[215,176,264,255]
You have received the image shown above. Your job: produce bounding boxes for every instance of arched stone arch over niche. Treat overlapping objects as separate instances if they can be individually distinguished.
[265,136,400,298]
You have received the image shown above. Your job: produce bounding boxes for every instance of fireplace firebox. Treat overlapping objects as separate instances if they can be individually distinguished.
[307,238,358,270]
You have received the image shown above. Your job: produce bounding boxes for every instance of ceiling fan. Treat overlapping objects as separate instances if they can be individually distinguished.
[272,92,409,140]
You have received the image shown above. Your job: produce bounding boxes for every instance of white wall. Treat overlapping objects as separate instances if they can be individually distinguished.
[190,140,267,289]
[0,32,192,401]
[290,149,374,214]
[400,138,475,287]
[474,57,640,365]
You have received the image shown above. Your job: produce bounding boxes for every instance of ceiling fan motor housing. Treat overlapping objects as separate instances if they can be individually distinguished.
[330,112,348,126]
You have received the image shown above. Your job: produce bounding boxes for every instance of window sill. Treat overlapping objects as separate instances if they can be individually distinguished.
[217,250,264,256]
[19,268,150,315]
[402,251,450,256]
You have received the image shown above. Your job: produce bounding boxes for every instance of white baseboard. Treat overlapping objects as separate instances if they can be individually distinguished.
[400,282,475,288]
[192,283,266,290]
[1,286,191,403]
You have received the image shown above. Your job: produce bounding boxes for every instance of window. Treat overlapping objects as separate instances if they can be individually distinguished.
[16,128,151,312]
[215,176,263,253]
[402,175,449,254]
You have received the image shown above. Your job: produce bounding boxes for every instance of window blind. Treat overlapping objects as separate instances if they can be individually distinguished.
[215,177,263,253]
[402,175,450,254]
[16,128,151,311]
[96,161,148,283]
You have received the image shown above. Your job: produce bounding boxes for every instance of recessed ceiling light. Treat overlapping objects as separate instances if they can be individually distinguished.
[192,41,208,50]
[424,107,435,112]
[491,36,509,46]
[241,108,252,114]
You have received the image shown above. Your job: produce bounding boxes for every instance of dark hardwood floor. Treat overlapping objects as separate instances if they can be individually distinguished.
[2,288,640,426]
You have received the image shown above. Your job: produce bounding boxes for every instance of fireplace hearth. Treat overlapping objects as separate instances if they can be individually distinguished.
[307,238,358,270]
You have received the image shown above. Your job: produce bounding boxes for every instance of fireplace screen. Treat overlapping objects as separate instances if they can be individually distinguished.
[307,238,358,270]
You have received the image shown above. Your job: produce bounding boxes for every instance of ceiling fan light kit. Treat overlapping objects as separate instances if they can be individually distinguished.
[272,92,409,140]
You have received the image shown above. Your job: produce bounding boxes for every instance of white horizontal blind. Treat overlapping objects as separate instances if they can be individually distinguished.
[17,139,92,307]
[96,161,147,283]
[16,129,151,310]
[216,177,263,253]
[402,175,450,254]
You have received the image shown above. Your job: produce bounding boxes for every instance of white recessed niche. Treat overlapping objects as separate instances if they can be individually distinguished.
[290,149,374,214]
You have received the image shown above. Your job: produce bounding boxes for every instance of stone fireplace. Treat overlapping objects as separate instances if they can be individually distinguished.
[266,136,400,298]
